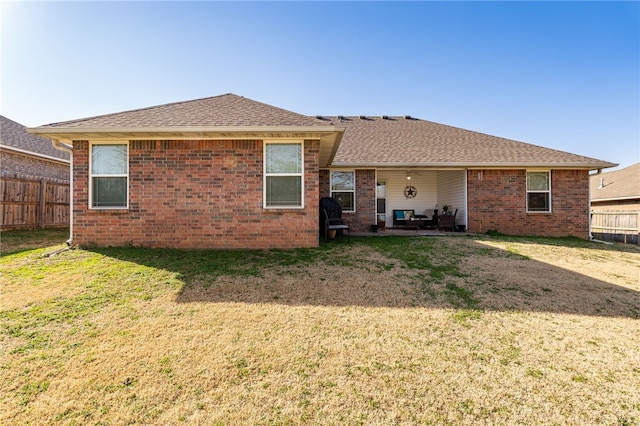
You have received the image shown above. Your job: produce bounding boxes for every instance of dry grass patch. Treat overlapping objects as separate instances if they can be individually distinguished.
[1,234,639,425]
[466,238,640,317]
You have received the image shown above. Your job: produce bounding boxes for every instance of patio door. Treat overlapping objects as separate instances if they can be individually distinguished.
[376,182,386,225]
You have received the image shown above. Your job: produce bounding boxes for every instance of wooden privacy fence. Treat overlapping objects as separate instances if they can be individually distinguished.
[591,210,640,245]
[1,177,70,230]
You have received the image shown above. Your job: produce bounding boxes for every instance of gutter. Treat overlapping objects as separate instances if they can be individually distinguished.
[50,140,74,246]
[589,168,603,240]
[329,162,618,171]
[0,144,71,164]
[589,168,603,176]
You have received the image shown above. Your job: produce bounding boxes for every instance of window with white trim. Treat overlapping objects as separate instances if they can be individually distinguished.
[331,170,355,212]
[90,143,128,208]
[526,171,551,213]
[264,142,303,208]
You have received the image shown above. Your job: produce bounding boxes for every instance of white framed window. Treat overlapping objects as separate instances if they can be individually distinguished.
[264,141,304,208]
[330,170,355,212]
[526,170,551,213]
[90,142,128,209]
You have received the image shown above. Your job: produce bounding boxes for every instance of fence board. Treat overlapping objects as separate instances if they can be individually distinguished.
[591,210,640,245]
[1,177,70,230]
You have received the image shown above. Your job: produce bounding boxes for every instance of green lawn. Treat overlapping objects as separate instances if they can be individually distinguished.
[1,229,639,425]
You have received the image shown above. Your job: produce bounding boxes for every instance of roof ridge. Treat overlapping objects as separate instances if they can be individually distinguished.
[238,97,316,120]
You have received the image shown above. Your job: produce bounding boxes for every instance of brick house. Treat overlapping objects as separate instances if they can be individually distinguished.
[1,115,70,181]
[28,94,616,249]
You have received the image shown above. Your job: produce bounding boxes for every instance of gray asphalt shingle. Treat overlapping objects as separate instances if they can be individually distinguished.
[590,163,640,201]
[319,115,614,168]
[31,94,615,168]
[1,115,70,161]
[39,93,324,128]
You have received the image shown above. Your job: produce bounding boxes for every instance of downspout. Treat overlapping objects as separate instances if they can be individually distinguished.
[588,168,603,240]
[51,140,74,245]
[464,169,468,232]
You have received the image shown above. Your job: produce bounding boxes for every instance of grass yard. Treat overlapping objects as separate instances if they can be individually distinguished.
[1,229,639,425]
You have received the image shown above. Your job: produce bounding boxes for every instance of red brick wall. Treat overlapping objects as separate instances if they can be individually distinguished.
[319,169,330,199]
[72,140,320,249]
[319,169,376,232]
[349,169,376,232]
[1,151,69,182]
[467,169,590,238]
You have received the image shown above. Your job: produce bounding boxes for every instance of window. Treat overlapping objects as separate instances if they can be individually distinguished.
[90,143,128,208]
[264,142,303,208]
[331,171,355,212]
[526,171,551,212]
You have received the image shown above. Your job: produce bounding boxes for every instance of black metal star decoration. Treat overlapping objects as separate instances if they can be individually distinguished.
[404,185,417,199]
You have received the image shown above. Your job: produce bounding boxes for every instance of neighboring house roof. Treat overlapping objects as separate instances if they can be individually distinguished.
[1,115,70,162]
[28,94,616,170]
[590,163,640,202]
[321,115,615,169]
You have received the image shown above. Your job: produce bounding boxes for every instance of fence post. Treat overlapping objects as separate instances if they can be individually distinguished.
[38,178,46,228]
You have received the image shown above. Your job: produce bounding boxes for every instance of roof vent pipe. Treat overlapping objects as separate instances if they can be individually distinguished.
[598,178,605,189]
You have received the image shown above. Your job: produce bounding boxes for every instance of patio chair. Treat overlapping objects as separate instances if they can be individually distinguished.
[320,197,350,240]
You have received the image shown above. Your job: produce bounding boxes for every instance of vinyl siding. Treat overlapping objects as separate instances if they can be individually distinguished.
[437,170,467,227]
[376,170,439,225]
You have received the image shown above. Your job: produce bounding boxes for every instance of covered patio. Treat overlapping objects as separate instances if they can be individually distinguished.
[375,169,467,230]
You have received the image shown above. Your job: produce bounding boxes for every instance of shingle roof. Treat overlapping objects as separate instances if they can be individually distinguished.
[30,94,615,169]
[590,163,640,201]
[1,115,69,161]
[39,93,324,128]
[320,115,615,169]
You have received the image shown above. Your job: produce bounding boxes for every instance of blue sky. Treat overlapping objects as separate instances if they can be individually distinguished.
[2,1,638,169]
